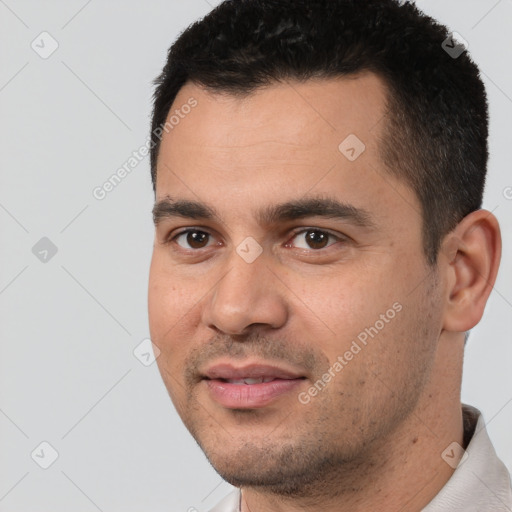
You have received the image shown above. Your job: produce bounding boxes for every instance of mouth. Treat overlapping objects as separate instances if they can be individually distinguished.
[216,376,284,384]
[201,362,307,409]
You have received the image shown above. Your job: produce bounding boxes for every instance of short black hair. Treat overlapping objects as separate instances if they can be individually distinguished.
[150,0,488,265]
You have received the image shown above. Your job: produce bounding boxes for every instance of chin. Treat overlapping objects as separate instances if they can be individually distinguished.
[199,436,324,491]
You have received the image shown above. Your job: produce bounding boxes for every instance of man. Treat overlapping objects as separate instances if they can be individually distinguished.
[147,0,512,510]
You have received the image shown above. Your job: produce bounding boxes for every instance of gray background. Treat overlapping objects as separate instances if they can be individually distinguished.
[1,1,511,510]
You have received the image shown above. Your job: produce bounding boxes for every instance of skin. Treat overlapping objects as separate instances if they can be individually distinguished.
[148,73,501,511]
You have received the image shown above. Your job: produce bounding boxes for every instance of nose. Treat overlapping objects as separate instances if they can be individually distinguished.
[201,249,289,336]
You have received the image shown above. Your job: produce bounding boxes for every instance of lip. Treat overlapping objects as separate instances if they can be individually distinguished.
[202,362,304,381]
[201,361,306,409]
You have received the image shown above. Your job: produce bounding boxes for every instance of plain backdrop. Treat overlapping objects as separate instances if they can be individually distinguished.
[0,1,511,510]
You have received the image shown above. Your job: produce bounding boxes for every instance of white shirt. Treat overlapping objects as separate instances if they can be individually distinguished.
[209,405,512,511]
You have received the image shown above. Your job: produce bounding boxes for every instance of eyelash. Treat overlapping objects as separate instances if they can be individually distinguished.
[166,227,346,253]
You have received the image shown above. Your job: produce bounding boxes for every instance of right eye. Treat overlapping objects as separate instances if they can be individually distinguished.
[171,229,216,250]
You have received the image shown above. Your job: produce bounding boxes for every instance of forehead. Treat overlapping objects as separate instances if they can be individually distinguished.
[161,72,388,158]
[154,74,418,232]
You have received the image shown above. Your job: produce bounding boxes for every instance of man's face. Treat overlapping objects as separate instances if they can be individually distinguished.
[148,74,444,493]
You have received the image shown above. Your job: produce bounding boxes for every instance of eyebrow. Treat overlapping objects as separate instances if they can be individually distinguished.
[152,195,377,229]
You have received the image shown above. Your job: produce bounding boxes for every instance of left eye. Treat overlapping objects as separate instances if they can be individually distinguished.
[288,229,341,250]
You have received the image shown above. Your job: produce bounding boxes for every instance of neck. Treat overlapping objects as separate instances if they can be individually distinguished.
[240,334,465,512]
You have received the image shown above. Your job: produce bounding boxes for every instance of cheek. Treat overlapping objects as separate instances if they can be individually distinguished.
[149,268,196,406]
[148,271,175,341]
[354,284,441,396]
[148,260,197,360]
[293,268,401,355]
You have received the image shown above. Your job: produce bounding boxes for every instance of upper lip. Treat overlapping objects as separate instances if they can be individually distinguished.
[201,362,305,380]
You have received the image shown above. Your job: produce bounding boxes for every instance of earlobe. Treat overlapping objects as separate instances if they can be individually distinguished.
[441,210,501,333]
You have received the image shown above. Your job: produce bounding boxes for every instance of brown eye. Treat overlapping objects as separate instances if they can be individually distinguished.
[304,230,329,249]
[175,230,212,249]
[289,229,341,250]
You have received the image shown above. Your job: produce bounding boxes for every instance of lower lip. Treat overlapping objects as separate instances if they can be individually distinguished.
[205,378,304,409]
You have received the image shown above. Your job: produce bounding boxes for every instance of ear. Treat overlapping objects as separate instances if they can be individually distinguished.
[440,209,501,332]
